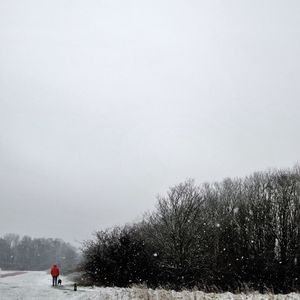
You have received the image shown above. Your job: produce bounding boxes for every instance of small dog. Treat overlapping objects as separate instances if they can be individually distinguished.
[58,279,62,285]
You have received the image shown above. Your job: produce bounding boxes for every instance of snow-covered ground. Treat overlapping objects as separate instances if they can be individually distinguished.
[0,271,299,299]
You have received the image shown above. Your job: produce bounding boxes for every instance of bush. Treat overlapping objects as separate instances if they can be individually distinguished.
[81,165,300,293]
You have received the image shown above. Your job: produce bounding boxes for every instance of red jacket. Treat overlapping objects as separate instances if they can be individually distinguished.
[51,265,60,277]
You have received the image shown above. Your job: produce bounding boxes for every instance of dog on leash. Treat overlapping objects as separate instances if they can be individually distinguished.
[58,279,62,285]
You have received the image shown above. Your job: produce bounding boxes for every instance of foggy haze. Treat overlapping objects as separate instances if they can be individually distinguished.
[0,0,300,244]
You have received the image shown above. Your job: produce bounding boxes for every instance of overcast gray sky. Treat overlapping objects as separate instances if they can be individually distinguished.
[0,0,299,244]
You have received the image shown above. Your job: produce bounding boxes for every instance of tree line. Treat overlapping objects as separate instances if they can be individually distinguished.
[81,165,300,293]
[0,234,78,271]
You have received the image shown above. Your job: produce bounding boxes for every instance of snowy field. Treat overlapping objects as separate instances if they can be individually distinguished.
[0,271,299,300]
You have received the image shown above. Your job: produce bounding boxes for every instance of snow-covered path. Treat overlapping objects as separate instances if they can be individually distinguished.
[0,271,300,300]
[0,271,99,299]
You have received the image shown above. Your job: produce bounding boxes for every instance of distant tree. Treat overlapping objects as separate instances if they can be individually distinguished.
[0,238,12,269]
[0,234,79,272]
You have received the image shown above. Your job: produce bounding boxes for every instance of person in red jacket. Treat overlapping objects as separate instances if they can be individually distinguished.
[50,264,60,286]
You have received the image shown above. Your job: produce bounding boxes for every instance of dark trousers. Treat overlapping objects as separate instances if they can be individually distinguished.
[52,276,58,286]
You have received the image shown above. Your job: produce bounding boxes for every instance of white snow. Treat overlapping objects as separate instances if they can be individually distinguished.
[0,271,299,299]
[0,271,97,300]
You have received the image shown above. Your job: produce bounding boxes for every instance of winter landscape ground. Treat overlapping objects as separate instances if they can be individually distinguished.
[0,271,299,300]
